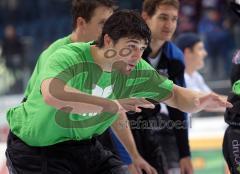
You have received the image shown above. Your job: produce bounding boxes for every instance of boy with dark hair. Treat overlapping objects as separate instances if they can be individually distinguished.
[6,10,158,174]
[19,1,159,173]
[6,9,231,174]
[118,0,193,173]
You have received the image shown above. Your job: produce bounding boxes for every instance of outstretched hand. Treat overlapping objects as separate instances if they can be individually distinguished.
[194,93,232,111]
[129,155,158,174]
[180,157,193,174]
[114,98,155,114]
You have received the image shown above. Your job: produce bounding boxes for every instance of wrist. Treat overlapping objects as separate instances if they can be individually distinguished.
[179,150,191,159]
[131,151,141,161]
[102,99,119,114]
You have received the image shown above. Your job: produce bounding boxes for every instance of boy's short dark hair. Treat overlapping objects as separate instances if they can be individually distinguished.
[175,33,201,52]
[72,0,115,29]
[143,0,180,17]
[96,10,151,48]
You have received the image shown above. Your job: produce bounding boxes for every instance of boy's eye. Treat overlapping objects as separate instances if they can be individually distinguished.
[158,16,178,22]
[158,16,168,21]
[128,45,136,49]
[172,17,178,22]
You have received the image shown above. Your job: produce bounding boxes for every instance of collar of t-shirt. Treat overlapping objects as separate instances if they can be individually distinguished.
[147,49,162,69]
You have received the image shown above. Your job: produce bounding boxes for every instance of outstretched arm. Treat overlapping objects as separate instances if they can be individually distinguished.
[111,112,157,174]
[41,78,155,115]
[164,85,232,113]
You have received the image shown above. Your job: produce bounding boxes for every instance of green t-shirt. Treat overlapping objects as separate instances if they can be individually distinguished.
[24,35,72,97]
[7,42,173,146]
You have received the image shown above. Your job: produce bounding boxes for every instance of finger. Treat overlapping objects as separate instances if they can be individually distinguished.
[150,166,158,174]
[212,97,231,107]
[213,97,233,108]
[127,99,155,109]
[221,101,233,108]
[138,104,155,109]
[212,98,227,106]
[135,98,155,108]
[226,102,233,108]
[136,107,142,113]
[124,105,142,112]
[135,166,143,174]
[141,165,152,174]
[130,98,151,105]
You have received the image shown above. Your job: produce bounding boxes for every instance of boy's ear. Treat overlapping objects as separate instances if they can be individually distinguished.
[184,48,191,55]
[141,11,150,21]
[76,17,87,32]
[103,34,113,47]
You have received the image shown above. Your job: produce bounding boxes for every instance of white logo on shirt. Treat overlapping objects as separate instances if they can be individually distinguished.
[82,85,113,117]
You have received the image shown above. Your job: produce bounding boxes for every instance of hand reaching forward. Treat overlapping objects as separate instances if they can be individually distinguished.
[180,157,193,174]
[164,85,233,113]
[114,98,155,114]
[194,93,232,111]
[128,155,158,174]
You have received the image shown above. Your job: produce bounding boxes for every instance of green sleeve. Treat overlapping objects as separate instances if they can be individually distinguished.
[39,48,76,85]
[127,60,173,102]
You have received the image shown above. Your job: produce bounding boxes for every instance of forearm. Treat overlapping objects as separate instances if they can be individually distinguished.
[111,112,139,159]
[175,89,204,113]
[42,78,117,114]
[165,85,207,113]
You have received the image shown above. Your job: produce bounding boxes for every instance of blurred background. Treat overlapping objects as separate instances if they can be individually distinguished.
[0,0,239,173]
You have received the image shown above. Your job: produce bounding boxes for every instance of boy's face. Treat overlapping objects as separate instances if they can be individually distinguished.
[144,4,178,42]
[84,6,113,41]
[187,41,208,70]
[105,37,147,75]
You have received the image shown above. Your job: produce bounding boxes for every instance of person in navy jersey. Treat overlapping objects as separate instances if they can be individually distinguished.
[110,0,193,173]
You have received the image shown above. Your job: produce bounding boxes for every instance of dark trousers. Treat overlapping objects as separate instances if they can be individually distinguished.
[223,126,240,174]
[127,112,180,174]
[6,131,128,174]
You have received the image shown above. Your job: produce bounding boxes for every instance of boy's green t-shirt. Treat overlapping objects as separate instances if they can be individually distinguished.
[7,42,173,146]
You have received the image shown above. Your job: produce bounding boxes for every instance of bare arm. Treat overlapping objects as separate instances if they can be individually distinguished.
[164,85,232,113]
[111,113,139,159]
[41,78,118,114]
[111,113,157,174]
[41,78,155,115]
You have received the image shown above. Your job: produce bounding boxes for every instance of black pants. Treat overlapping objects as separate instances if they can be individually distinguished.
[6,131,128,174]
[127,112,179,174]
[223,126,240,174]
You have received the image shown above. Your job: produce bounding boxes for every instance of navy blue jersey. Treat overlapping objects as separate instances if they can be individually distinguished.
[111,41,190,165]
